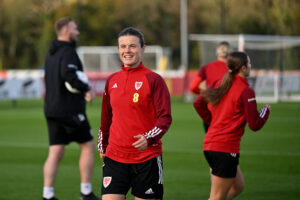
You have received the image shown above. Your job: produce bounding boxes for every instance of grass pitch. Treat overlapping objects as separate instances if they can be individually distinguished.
[0,98,299,200]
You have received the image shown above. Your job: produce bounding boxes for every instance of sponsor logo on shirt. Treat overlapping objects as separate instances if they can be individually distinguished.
[135,81,143,90]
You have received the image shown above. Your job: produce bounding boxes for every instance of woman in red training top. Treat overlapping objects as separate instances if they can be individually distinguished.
[194,51,271,200]
[98,27,172,200]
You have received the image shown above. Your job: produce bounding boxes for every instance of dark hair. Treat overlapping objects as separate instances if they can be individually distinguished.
[118,27,145,47]
[55,17,73,35]
[202,51,248,105]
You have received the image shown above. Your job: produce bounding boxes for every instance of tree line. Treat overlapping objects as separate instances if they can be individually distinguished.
[0,0,299,70]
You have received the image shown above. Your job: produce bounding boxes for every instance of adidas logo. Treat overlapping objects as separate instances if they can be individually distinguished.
[112,83,118,88]
[145,188,154,194]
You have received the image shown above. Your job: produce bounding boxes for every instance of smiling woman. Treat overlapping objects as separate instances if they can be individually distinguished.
[98,27,172,200]
[118,28,146,69]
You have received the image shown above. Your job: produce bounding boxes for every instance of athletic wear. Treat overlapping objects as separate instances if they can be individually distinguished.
[191,60,228,134]
[199,60,228,87]
[102,156,163,199]
[98,62,172,163]
[46,114,92,145]
[43,187,55,200]
[190,60,228,94]
[44,40,90,117]
[81,183,92,195]
[204,151,240,178]
[44,40,93,143]
[194,74,270,153]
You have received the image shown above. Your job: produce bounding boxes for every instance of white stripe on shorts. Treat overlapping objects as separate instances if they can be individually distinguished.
[157,156,163,184]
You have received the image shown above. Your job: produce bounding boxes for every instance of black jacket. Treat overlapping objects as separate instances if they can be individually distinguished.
[44,40,90,117]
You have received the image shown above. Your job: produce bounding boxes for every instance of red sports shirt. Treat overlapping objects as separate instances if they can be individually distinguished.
[98,63,172,163]
[194,75,270,153]
[190,60,228,94]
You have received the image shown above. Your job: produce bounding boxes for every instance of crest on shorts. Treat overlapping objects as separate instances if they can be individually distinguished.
[103,176,112,188]
[135,81,143,90]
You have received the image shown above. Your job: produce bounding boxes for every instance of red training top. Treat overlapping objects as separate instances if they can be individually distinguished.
[98,62,172,163]
[189,60,228,94]
[194,75,270,153]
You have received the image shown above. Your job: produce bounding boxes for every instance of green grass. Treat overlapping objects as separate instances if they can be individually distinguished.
[0,98,300,199]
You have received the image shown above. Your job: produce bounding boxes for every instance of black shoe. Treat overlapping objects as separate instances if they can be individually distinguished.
[43,197,58,200]
[80,192,101,200]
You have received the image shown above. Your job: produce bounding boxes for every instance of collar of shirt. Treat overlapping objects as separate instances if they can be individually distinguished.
[121,62,144,72]
[233,74,249,87]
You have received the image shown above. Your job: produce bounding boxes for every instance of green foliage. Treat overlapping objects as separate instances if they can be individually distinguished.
[0,0,299,69]
[0,98,300,199]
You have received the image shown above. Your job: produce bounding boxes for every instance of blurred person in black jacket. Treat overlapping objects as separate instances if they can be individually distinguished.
[43,17,100,200]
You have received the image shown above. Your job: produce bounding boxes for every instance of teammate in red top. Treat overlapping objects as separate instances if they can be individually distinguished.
[190,41,230,132]
[189,41,230,94]
[98,27,172,200]
[194,52,270,200]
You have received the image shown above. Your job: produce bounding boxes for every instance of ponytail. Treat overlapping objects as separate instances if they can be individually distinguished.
[202,72,234,105]
[201,51,248,105]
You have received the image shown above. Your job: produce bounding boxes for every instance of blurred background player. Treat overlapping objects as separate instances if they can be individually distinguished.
[98,27,172,200]
[43,17,100,200]
[190,41,230,94]
[190,41,231,132]
[194,51,271,200]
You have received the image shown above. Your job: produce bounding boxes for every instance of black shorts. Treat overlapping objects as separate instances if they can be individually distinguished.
[204,151,240,178]
[102,156,163,199]
[46,113,93,145]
